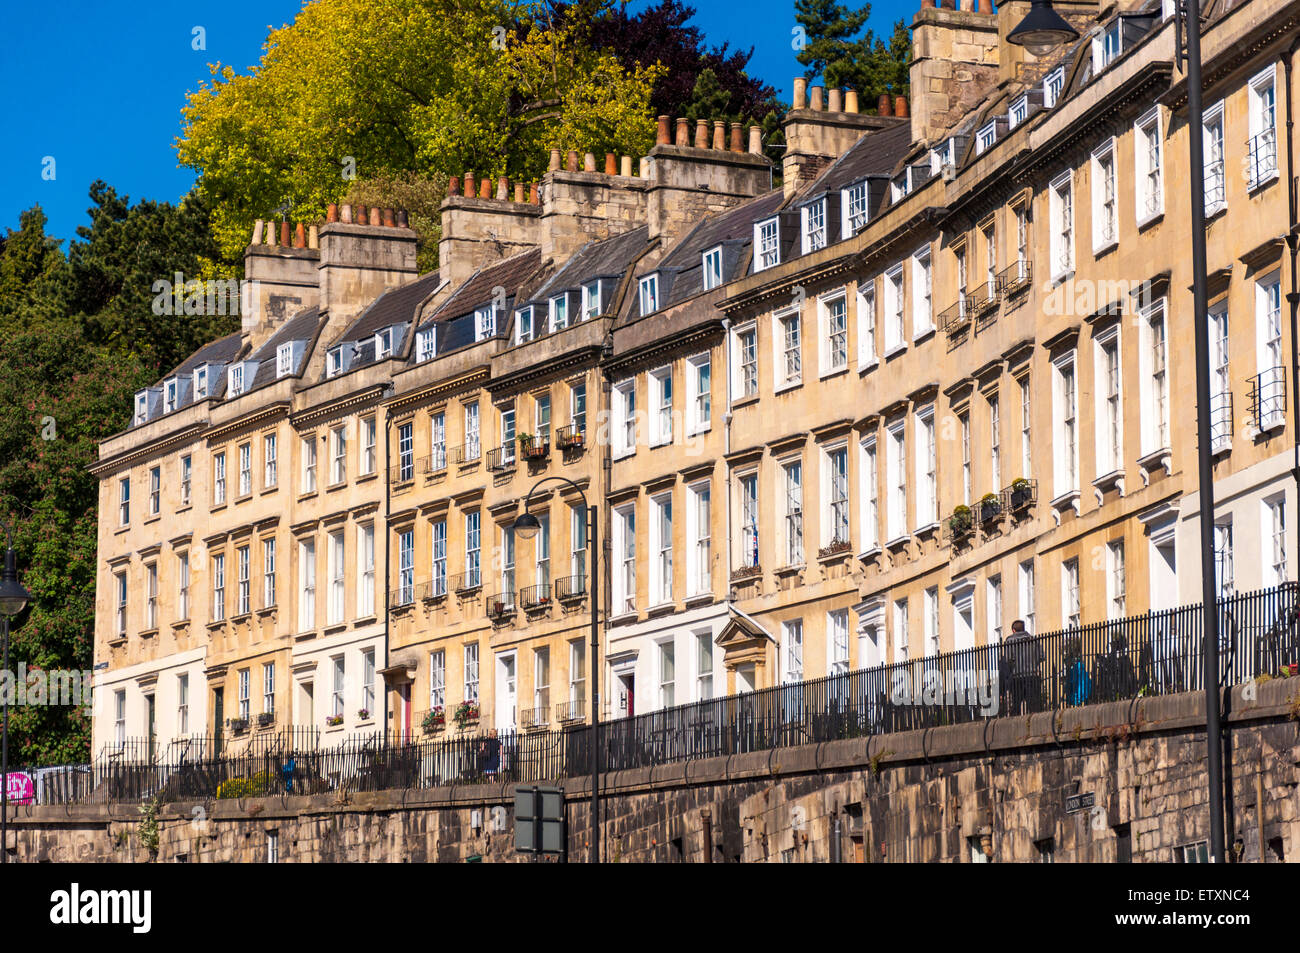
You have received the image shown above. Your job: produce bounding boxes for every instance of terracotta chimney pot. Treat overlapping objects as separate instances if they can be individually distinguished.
[694,119,709,148]
[548,149,561,172]
[810,85,824,110]
[605,152,617,175]
[340,204,353,224]
[978,0,992,11]
[279,221,291,246]
[620,155,633,177]
[529,182,539,204]
[711,120,725,150]
[583,152,597,172]
[514,182,524,203]
[478,178,492,199]
[448,176,460,197]
[792,77,808,110]
[496,175,509,200]
[748,124,762,154]
[308,224,319,249]
[293,222,306,248]
[878,93,892,116]
[566,150,579,172]
[893,95,909,118]
[656,115,671,146]
[383,208,395,227]
[251,219,264,244]
[675,117,689,146]
[828,88,843,112]
[370,207,382,226]
[326,204,338,224]
[730,122,744,152]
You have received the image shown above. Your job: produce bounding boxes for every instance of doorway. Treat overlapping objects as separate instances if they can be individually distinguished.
[496,652,517,732]
[397,682,412,739]
[145,694,156,760]
[616,671,634,718]
[212,688,224,756]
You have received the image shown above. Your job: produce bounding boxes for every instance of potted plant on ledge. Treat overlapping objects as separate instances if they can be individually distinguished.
[947,505,973,541]
[453,700,480,729]
[229,716,250,735]
[1009,477,1034,511]
[519,432,549,460]
[325,714,344,728]
[977,492,1002,525]
[422,707,446,733]
[357,708,371,721]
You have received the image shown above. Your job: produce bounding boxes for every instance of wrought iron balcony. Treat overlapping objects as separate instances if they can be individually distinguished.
[422,450,447,476]
[555,423,585,451]
[519,429,551,461]
[519,583,552,611]
[1247,128,1277,189]
[1002,478,1038,516]
[1249,366,1287,433]
[1210,390,1233,453]
[554,696,586,724]
[555,574,587,601]
[451,570,482,594]
[939,298,972,338]
[449,443,481,465]
[487,591,516,622]
[967,278,1002,317]
[996,260,1032,299]
[487,442,517,472]
[519,701,550,729]
[942,508,975,548]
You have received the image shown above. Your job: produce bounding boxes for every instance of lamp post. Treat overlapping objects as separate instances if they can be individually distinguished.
[0,523,31,865]
[513,478,600,863]
[1009,0,1225,862]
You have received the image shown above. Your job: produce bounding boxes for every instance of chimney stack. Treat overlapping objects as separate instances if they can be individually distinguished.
[910,1,1002,143]
[783,74,898,197]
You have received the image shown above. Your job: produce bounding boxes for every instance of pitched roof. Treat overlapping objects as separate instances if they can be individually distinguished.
[418,249,542,330]
[337,271,441,345]
[798,121,913,200]
[526,226,651,305]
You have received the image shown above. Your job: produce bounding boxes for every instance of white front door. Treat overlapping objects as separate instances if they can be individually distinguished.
[496,653,517,732]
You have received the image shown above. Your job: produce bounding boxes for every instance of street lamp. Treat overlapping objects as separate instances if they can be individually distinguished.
[512,478,600,863]
[0,524,31,865]
[1007,0,1080,57]
[1008,0,1225,862]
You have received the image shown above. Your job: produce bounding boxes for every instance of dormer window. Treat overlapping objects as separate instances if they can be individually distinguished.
[276,343,293,377]
[227,364,246,397]
[801,199,827,254]
[1094,19,1123,73]
[754,218,780,271]
[702,247,723,291]
[133,391,149,426]
[193,365,209,400]
[327,347,344,378]
[638,274,660,315]
[1009,95,1029,129]
[842,182,868,237]
[164,378,178,413]
[416,327,436,362]
[514,308,534,344]
[1044,67,1065,108]
[549,294,568,332]
[474,305,496,341]
[375,328,393,359]
[976,122,997,155]
[582,281,601,321]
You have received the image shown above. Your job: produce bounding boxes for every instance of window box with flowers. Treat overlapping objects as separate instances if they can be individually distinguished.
[946,505,974,542]
[977,493,1003,525]
[325,714,344,727]
[1008,477,1036,512]
[229,717,250,735]
[256,712,275,728]
[454,701,480,729]
[422,707,446,733]
[357,708,371,721]
[817,539,852,560]
[519,432,550,461]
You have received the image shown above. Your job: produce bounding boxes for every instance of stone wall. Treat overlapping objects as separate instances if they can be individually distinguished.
[9,682,1299,862]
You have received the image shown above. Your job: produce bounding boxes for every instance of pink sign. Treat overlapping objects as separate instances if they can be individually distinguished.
[4,772,34,805]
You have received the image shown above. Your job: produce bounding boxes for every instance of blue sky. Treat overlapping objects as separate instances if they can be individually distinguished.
[1,0,912,246]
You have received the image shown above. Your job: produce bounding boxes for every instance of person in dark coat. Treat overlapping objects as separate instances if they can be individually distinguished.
[478,731,501,777]
[1004,620,1044,713]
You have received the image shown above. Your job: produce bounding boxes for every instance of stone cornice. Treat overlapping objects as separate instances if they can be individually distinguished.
[290,387,386,431]
[89,422,209,477]
[387,368,490,416]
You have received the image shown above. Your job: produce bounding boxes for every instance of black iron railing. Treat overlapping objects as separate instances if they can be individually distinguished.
[422,450,447,476]
[38,585,1297,805]
[1249,366,1287,433]
[997,260,1032,298]
[450,570,481,593]
[487,591,516,621]
[555,423,585,451]
[519,583,552,610]
[519,429,551,461]
[555,574,586,600]
[487,443,517,472]
[939,298,972,338]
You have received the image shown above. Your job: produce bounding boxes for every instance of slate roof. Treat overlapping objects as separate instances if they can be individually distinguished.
[524,226,651,307]
[337,271,441,345]
[418,249,543,329]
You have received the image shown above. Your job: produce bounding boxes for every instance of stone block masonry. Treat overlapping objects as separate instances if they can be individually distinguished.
[9,681,1300,862]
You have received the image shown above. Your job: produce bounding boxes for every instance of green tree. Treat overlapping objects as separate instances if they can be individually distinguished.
[178,0,662,263]
[795,0,911,104]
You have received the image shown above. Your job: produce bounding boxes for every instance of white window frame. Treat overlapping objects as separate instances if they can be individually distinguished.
[801,198,827,254]
[1043,67,1065,108]
[702,247,723,291]
[686,481,711,596]
[1049,170,1075,281]
[213,452,226,506]
[782,458,804,567]
[731,322,758,399]
[738,471,759,569]
[857,282,877,370]
[1203,101,1226,215]
[773,308,802,390]
[638,275,659,316]
[1247,66,1278,191]
[843,182,869,237]
[416,327,436,362]
[264,433,278,488]
[359,417,376,476]
[824,444,850,545]
[820,292,849,376]
[1134,108,1164,224]
[828,609,850,676]
[298,539,315,630]
[1091,139,1118,253]
[581,280,601,321]
[886,421,908,544]
[650,493,673,606]
[301,437,316,493]
[474,305,496,341]
[1138,299,1170,455]
[883,265,905,354]
[614,504,636,615]
[1053,351,1079,498]
[1106,540,1126,620]
[754,217,780,271]
[649,367,673,447]
[914,405,937,529]
[859,437,879,553]
[1093,324,1123,478]
[612,379,637,459]
[358,523,375,617]
[781,619,804,683]
[1255,273,1285,431]
[685,353,711,434]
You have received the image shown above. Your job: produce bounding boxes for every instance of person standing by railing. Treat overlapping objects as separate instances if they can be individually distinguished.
[1003,620,1043,714]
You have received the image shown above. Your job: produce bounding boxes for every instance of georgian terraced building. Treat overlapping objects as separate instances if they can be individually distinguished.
[92,0,1295,754]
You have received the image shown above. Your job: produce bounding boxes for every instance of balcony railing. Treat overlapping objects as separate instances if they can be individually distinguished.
[967,278,1002,317]
[449,443,481,465]
[555,423,585,451]
[555,574,587,601]
[997,260,1032,298]
[486,442,517,473]
[1210,390,1233,452]
[46,585,1300,803]
[555,696,586,724]
[1247,128,1277,188]
[519,429,551,461]
[487,591,516,622]
[519,702,550,729]
[422,450,447,476]
[519,583,552,611]
[1249,366,1287,433]
[451,570,481,594]
[939,298,972,338]
[1003,478,1038,515]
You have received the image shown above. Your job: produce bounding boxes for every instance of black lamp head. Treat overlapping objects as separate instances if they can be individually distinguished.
[512,511,542,540]
[1007,0,1081,57]
[0,548,29,618]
